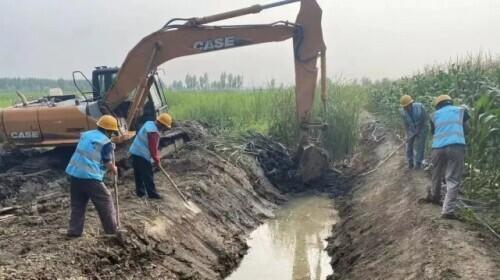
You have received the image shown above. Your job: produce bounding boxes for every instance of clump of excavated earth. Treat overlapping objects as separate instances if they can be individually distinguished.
[0,121,345,279]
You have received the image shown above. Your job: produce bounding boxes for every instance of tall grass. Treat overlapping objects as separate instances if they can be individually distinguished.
[0,85,366,160]
[368,55,500,231]
[168,85,366,160]
[0,91,45,107]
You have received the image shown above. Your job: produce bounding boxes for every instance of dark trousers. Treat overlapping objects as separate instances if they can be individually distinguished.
[68,177,117,236]
[131,155,159,198]
[429,145,465,215]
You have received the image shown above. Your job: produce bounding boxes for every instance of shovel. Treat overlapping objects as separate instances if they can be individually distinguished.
[111,148,121,228]
[158,165,201,214]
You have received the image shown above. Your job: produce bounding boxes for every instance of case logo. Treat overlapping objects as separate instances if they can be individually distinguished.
[193,36,237,52]
[10,131,40,139]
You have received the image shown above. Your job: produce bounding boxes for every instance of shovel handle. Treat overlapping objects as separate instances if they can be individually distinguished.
[159,165,189,203]
[111,149,120,228]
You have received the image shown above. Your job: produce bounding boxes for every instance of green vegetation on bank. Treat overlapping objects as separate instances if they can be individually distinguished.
[368,56,500,231]
[0,84,366,161]
[167,83,366,160]
[0,91,46,107]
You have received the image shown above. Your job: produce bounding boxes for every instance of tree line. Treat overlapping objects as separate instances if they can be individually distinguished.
[1,72,245,93]
[170,72,244,91]
[0,78,91,93]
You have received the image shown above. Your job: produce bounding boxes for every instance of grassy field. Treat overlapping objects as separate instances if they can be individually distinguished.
[167,84,366,160]
[0,86,367,161]
[0,91,45,107]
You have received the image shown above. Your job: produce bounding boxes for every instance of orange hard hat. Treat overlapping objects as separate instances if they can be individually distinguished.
[434,94,452,106]
[97,115,119,132]
[400,95,414,107]
[157,113,173,128]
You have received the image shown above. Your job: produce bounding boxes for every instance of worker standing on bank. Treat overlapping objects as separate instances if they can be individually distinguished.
[426,95,469,219]
[400,95,429,169]
[65,115,119,238]
[129,113,173,199]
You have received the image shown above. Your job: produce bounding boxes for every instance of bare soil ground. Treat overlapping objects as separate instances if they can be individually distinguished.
[327,116,500,280]
[0,123,286,280]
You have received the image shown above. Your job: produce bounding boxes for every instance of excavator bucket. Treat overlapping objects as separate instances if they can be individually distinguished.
[294,0,329,183]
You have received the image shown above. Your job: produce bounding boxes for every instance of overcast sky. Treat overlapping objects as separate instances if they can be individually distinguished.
[1,0,499,86]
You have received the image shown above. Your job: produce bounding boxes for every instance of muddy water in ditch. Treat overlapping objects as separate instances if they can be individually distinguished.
[227,194,338,280]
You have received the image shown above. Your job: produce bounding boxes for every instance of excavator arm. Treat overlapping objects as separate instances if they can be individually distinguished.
[103,23,297,127]
[102,0,328,182]
[102,0,326,130]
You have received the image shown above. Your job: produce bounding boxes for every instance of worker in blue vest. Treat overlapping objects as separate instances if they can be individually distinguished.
[426,95,469,219]
[65,115,119,238]
[129,113,173,199]
[399,95,429,169]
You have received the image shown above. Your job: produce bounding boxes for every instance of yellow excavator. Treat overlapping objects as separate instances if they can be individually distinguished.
[0,0,328,181]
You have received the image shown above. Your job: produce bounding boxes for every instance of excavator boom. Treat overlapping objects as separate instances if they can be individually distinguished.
[102,0,326,129]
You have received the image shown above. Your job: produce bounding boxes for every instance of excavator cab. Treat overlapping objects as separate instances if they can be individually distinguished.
[89,67,169,130]
[91,66,119,101]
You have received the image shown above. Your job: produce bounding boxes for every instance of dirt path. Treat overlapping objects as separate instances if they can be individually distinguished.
[0,125,286,279]
[327,118,500,279]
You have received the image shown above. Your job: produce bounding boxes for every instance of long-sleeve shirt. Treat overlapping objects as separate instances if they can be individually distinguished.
[400,102,428,136]
[101,142,113,164]
[147,132,160,164]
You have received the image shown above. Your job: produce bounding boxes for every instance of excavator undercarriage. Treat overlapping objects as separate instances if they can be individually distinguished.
[0,0,329,182]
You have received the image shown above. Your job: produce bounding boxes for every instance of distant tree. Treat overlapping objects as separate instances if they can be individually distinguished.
[219,72,227,89]
[235,75,243,89]
[199,72,209,90]
[227,73,234,89]
[267,78,276,89]
[361,77,372,86]
[170,80,184,90]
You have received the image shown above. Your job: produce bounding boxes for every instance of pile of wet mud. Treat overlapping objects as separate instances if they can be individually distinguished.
[0,122,292,279]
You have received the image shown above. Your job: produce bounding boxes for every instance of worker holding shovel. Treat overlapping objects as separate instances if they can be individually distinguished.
[400,95,429,169]
[129,113,173,199]
[65,115,120,238]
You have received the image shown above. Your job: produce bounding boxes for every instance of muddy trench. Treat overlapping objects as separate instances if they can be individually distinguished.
[0,122,350,280]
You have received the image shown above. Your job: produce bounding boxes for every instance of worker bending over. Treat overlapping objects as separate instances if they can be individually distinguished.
[65,115,119,238]
[129,113,173,199]
[400,95,429,169]
[427,95,469,219]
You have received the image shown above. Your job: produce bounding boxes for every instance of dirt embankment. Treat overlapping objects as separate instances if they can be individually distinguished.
[0,123,288,279]
[327,117,500,279]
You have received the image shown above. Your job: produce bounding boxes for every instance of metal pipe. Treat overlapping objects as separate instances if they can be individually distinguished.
[261,0,300,9]
[190,0,300,25]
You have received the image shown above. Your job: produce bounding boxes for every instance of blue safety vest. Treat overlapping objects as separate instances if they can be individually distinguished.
[129,121,159,162]
[432,105,466,148]
[66,130,111,181]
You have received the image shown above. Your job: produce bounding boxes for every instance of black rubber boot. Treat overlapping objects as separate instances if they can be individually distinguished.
[408,161,414,169]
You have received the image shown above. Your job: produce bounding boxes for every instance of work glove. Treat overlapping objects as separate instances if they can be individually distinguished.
[153,161,161,169]
[111,164,118,175]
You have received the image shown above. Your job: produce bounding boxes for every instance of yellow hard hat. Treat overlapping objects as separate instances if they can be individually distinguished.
[96,115,119,132]
[434,94,452,106]
[400,95,414,107]
[157,113,173,128]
